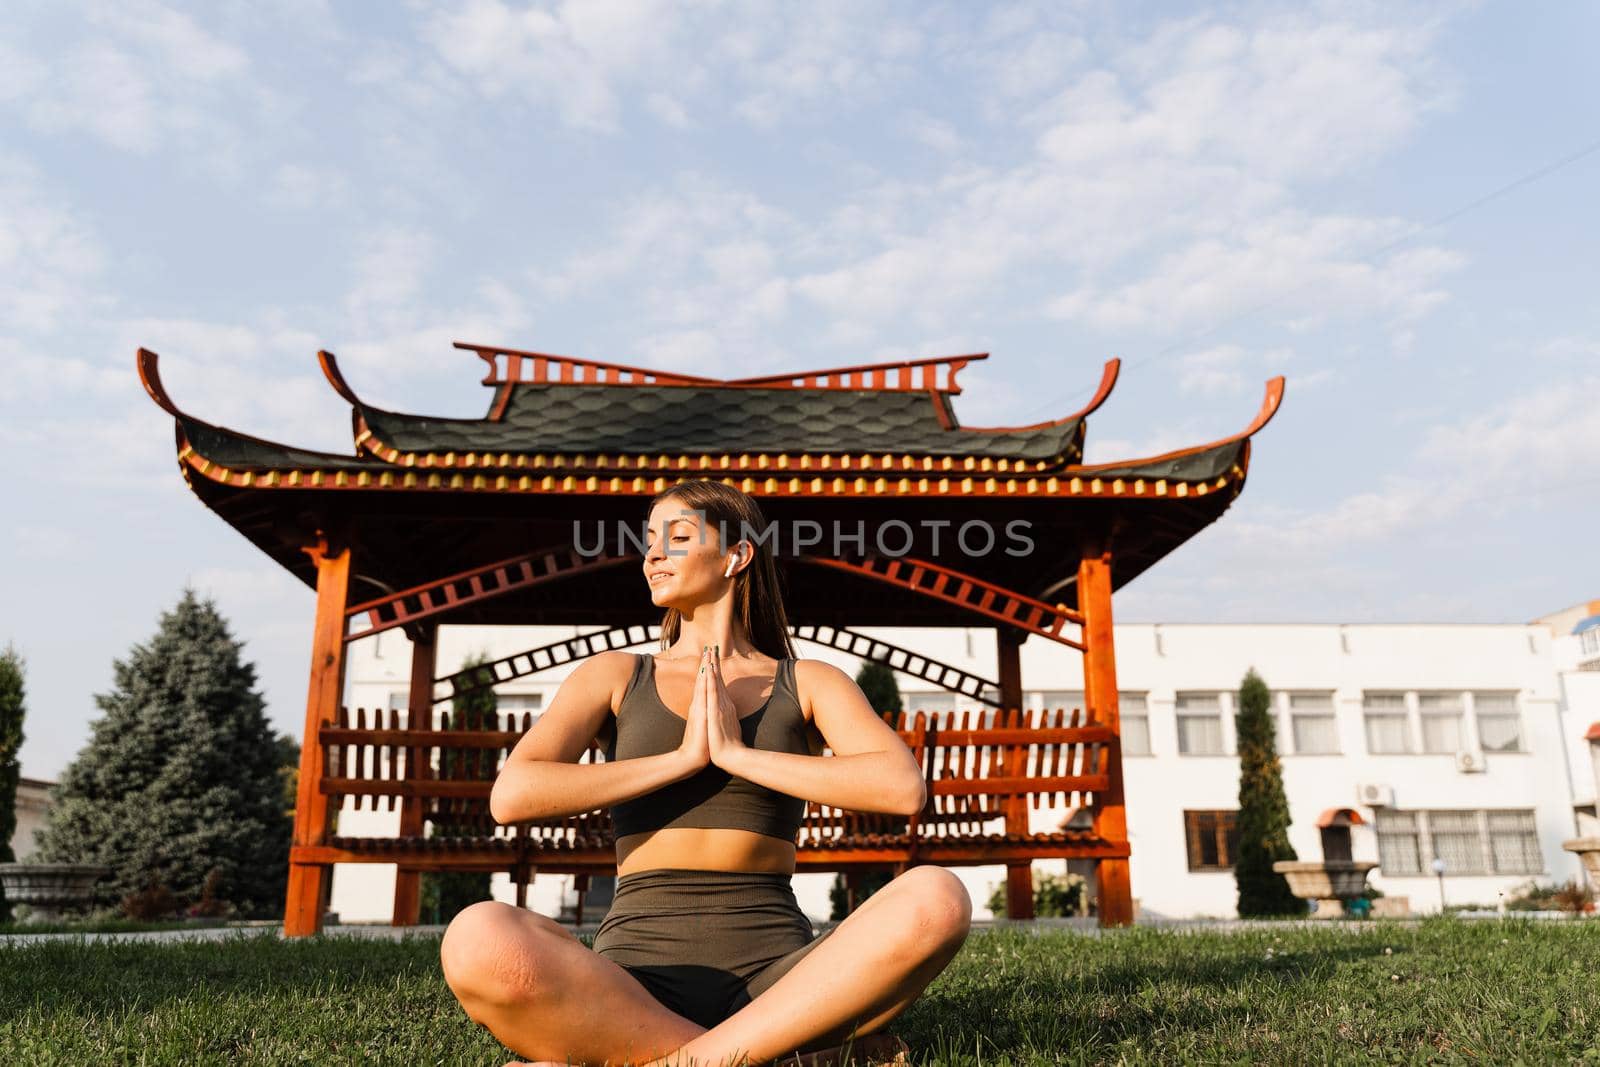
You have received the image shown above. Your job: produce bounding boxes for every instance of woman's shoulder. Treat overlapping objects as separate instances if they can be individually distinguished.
[789,657,856,714]
[557,650,642,712]
[790,656,848,680]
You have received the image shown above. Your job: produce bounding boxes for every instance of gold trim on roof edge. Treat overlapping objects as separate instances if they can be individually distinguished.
[176,441,1246,500]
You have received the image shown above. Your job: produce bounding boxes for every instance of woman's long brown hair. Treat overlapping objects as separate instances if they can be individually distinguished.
[649,479,796,660]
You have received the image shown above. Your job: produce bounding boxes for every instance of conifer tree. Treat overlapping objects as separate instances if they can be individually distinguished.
[36,590,291,916]
[1234,666,1301,916]
[0,644,26,923]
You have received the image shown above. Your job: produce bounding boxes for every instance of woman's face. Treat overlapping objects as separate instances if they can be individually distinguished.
[643,500,738,609]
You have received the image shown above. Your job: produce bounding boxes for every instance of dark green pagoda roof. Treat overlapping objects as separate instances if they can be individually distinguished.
[179,416,384,472]
[358,382,1085,463]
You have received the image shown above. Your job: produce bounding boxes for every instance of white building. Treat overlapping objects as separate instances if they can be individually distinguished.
[328,599,1600,923]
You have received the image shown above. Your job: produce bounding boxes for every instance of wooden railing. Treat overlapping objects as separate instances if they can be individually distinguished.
[293,705,1130,907]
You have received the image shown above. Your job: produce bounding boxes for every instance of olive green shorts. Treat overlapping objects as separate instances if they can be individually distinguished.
[591,868,836,1029]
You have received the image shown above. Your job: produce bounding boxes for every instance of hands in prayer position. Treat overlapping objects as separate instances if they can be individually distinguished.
[674,645,750,778]
[703,645,750,770]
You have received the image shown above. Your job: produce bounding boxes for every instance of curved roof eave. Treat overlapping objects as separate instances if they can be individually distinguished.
[1066,376,1284,478]
[956,358,1121,434]
[139,348,387,473]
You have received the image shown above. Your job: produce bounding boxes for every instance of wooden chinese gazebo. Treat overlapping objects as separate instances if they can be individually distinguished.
[138,342,1282,936]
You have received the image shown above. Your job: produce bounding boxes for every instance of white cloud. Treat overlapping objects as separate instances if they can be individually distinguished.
[771,10,1456,341]
[265,164,349,211]
[419,0,922,131]
[345,227,435,330]
[532,7,1461,353]
[1226,372,1600,557]
[1177,344,1250,396]
[0,157,107,337]
[1050,215,1466,334]
[2,1,255,155]
[903,113,962,154]
[1089,14,1446,179]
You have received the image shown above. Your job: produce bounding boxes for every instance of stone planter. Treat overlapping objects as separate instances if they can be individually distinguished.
[1562,838,1600,883]
[1272,860,1378,903]
[0,863,112,922]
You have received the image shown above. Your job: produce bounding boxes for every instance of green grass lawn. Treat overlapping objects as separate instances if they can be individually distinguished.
[3,917,1600,1065]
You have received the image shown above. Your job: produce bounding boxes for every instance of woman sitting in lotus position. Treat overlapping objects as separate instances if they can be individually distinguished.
[440,478,971,1066]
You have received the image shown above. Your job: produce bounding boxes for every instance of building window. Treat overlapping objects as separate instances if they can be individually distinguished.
[1120,692,1151,756]
[904,691,993,726]
[1374,810,1423,875]
[1175,691,1225,755]
[1427,809,1487,873]
[498,693,544,719]
[1417,691,1464,754]
[1582,629,1599,657]
[1183,809,1240,870]
[904,691,956,718]
[1363,691,1411,754]
[1030,690,1083,713]
[1375,809,1543,877]
[1473,691,1523,752]
[1486,810,1543,874]
[1289,691,1339,754]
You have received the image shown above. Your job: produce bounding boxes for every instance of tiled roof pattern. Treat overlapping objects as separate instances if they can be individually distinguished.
[180,418,384,471]
[181,412,1237,484]
[360,384,1083,462]
[1084,440,1245,482]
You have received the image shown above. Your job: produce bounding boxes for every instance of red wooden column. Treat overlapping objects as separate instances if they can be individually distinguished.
[392,624,437,926]
[995,626,1034,920]
[1080,540,1133,927]
[284,539,353,938]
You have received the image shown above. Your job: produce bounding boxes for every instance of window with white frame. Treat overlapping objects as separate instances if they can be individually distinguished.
[1363,691,1411,754]
[382,689,425,728]
[1473,691,1523,752]
[1582,629,1599,657]
[1374,808,1542,877]
[1029,690,1084,713]
[1374,809,1422,875]
[1486,810,1543,873]
[1175,691,1225,755]
[1417,691,1464,754]
[904,691,952,711]
[902,691,965,726]
[1427,809,1487,873]
[1289,691,1339,754]
[497,692,544,720]
[1120,692,1151,756]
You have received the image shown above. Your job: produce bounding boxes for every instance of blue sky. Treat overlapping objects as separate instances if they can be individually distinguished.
[4,0,1597,781]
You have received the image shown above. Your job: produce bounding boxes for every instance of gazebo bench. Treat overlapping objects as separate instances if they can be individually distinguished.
[294,704,1128,926]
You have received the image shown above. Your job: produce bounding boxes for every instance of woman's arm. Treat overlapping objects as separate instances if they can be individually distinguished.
[488,650,704,824]
[710,656,926,816]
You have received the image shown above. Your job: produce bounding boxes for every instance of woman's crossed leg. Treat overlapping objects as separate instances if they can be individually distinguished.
[440,864,972,1066]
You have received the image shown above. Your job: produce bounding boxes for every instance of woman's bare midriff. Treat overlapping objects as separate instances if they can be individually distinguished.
[615,827,796,876]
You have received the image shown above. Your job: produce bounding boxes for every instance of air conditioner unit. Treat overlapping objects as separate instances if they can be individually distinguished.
[1455,750,1486,774]
[1357,782,1395,807]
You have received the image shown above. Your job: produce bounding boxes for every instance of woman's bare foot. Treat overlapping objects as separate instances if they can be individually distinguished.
[501,1031,910,1067]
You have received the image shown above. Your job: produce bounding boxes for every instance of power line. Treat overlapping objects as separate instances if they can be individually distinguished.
[1016,132,1600,419]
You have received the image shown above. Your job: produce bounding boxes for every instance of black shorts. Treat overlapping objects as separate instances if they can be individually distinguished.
[590,867,837,1029]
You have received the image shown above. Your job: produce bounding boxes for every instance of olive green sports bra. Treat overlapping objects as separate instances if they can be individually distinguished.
[603,653,815,842]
